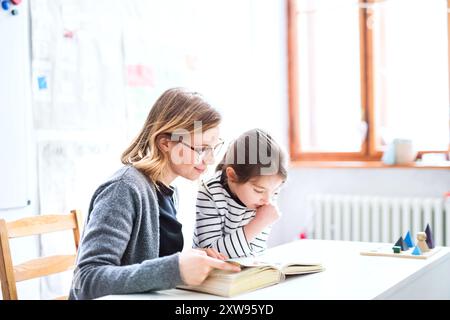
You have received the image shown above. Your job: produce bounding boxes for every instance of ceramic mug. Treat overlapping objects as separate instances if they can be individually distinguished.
[394,139,417,164]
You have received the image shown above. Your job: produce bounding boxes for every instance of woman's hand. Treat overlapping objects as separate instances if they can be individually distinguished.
[201,247,228,260]
[179,249,240,286]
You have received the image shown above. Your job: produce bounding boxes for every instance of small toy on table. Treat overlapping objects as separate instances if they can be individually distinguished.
[394,236,408,251]
[416,232,429,253]
[361,224,440,259]
[425,223,435,249]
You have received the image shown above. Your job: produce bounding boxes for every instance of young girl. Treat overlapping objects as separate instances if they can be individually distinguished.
[193,129,288,258]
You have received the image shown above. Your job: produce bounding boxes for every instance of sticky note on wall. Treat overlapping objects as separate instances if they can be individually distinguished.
[37,76,47,90]
[126,65,154,88]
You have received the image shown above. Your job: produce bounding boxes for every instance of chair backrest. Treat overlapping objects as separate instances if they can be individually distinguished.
[0,210,83,300]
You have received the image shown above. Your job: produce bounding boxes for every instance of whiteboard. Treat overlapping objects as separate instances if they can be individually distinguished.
[0,0,30,209]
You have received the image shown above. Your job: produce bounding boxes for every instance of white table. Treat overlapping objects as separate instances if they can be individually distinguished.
[99,239,450,300]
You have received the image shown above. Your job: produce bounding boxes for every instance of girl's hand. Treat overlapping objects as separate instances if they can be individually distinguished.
[178,249,240,286]
[254,203,281,226]
[201,247,228,260]
[243,204,281,242]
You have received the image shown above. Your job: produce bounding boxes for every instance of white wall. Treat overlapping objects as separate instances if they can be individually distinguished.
[0,0,30,209]
[0,0,41,299]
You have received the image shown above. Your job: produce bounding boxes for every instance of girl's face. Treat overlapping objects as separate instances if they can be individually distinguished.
[166,126,222,181]
[227,168,284,210]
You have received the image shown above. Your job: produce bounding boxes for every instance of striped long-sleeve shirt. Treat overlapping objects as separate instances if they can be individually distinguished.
[193,171,271,258]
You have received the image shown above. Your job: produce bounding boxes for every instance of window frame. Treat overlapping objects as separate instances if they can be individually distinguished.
[287,0,450,162]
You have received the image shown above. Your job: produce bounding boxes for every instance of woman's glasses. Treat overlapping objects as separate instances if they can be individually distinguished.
[178,139,224,159]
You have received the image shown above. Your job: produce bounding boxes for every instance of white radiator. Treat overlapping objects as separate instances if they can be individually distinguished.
[308,194,450,246]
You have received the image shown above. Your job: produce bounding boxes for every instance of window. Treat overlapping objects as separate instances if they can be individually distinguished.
[288,0,450,161]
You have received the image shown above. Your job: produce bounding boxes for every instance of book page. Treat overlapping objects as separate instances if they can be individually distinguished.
[227,253,322,271]
[257,250,324,275]
[227,256,279,269]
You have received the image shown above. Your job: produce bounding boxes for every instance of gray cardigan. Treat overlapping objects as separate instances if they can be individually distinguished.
[69,165,183,300]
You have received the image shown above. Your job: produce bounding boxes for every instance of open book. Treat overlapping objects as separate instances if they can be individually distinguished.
[177,256,324,297]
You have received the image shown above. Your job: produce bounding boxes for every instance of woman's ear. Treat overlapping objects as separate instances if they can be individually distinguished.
[226,167,238,183]
[157,134,172,153]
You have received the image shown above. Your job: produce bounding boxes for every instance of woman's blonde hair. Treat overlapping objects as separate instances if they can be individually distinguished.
[121,88,221,184]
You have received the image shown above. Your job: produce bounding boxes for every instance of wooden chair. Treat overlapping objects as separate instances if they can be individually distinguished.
[0,210,83,300]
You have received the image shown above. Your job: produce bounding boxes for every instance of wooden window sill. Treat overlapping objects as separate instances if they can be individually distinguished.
[290,161,450,169]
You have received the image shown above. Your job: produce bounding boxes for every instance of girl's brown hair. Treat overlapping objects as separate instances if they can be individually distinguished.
[121,88,221,183]
[216,129,288,183]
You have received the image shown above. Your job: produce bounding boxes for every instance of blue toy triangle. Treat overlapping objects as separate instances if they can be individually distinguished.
[411,245,422,256]
[404,231,414,248]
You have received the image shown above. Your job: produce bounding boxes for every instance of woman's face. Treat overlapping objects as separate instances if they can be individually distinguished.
[167,126,221,181]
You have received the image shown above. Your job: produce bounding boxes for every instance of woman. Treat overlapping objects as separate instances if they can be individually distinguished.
[69,88,240,300]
